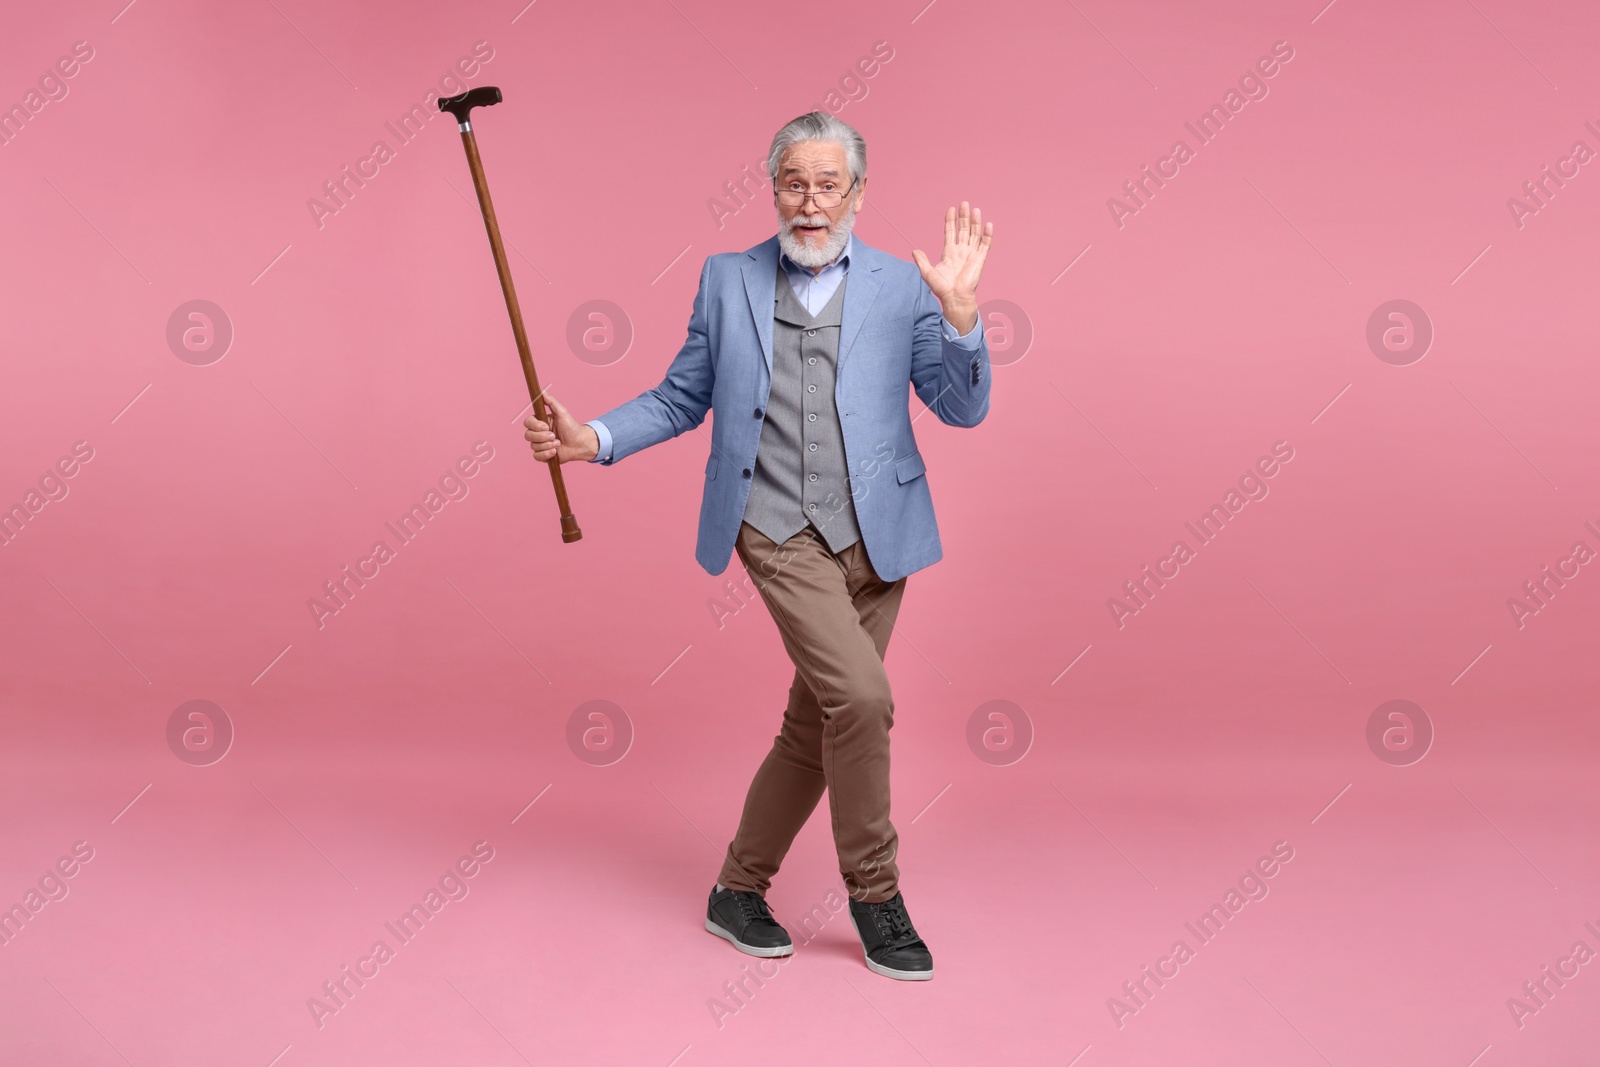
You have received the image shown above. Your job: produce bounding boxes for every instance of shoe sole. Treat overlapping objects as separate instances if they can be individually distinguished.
[861,951,934,981]
[704,917,794,958]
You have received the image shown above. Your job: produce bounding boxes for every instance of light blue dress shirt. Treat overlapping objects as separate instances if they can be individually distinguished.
[585,231,983,463]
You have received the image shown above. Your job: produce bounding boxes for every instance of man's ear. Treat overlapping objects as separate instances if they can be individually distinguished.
[853,176,868,211]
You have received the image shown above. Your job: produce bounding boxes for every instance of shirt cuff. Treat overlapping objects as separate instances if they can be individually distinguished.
[942,313,984,350]
[586,419,613,464]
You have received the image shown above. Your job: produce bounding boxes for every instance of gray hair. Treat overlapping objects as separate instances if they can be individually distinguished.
[766,111,867,186]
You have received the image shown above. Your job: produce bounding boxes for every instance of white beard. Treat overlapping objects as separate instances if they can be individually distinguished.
[777,203,856,268]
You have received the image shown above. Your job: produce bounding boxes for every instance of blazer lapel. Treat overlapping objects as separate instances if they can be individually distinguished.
[740,237,779,379]
[837,237,883,375]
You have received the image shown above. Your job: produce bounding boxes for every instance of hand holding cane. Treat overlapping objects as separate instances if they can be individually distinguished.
[439,86,581,544]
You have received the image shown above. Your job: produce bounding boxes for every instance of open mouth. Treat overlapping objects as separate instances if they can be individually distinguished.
[795,224,827,238]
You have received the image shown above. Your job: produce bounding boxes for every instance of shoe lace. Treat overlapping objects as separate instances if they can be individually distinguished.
[873,897,917,944]
[733,891,773,924]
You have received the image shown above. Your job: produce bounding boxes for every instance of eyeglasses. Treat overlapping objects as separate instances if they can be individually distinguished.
[775,179,856,209]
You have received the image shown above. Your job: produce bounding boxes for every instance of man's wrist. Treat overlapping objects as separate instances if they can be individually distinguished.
[941,297,978,336]
[584,424,601,462]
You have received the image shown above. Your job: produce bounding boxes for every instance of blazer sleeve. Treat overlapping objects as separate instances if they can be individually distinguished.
[589,256,716,465]
[908,275,991,428]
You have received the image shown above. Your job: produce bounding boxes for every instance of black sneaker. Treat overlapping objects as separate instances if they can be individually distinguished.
[848,891,933,980]
[705,885,794,958]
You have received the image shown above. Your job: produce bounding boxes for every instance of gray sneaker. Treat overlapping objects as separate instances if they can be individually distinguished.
[705,885,794,958]
[849,892,933,980]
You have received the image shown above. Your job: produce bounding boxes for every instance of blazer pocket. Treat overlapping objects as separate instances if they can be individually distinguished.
[895,451,927,484]
[705,453,719,481]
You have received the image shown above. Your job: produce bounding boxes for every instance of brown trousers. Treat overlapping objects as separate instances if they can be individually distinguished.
[718,521,908,904]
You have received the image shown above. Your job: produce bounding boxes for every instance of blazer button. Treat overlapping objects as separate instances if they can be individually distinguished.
[742,468,752,478]
[753,408,762,418]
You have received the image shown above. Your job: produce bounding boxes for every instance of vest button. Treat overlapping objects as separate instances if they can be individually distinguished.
[807,329,817,336]
[808,443,818,451]
[742,468,752,478]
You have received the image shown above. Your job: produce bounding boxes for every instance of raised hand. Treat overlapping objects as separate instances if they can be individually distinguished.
[911,201,993,335]
[523,391,599,464]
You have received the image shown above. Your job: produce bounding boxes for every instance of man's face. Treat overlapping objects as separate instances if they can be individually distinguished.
[774,140,867,269]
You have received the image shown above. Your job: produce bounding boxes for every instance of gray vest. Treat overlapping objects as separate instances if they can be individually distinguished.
[741,259,861,552]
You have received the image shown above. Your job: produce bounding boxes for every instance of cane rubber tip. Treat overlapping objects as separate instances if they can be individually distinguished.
[561,516,583,543]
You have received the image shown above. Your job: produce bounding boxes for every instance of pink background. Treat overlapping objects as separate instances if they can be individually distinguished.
[3,0,1598,1063]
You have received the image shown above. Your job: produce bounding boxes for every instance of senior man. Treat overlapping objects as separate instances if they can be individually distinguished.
[524,111,993,981]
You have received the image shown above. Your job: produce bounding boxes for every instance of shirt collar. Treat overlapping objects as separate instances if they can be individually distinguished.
[779,230,853,277]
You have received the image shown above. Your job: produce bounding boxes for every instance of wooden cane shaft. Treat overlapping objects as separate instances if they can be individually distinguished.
[457,128,582,543]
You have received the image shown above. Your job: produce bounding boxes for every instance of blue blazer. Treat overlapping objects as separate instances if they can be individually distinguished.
[592,233,991,582]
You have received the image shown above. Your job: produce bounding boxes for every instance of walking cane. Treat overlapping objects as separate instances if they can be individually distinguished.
[439,86,581,543]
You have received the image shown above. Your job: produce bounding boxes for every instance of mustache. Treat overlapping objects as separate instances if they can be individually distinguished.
[787,213,830,229]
